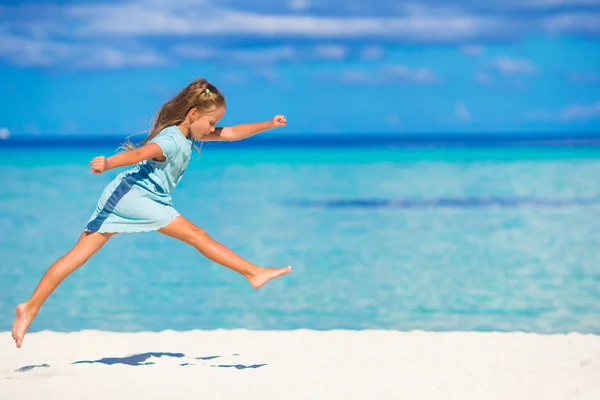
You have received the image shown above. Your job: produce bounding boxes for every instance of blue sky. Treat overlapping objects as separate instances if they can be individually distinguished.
[1,0,600,137]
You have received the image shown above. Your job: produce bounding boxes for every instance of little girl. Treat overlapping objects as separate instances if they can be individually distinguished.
[11,78,292,348]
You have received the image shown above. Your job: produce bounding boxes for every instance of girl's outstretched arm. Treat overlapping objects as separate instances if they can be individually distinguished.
[203,114,287,141]
[89,143,164,174]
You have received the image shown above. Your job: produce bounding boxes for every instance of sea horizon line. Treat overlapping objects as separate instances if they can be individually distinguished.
[1,132,599,148]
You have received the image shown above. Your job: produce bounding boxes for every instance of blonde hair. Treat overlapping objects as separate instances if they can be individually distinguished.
[121,78,226,151]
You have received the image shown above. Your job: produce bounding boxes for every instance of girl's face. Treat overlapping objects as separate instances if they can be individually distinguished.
[189,106,226,140]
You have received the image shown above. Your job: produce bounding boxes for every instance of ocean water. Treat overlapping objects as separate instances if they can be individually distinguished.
[1,143,599,334]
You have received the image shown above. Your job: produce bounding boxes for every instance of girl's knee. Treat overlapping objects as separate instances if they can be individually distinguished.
[66,232,110,266]
[189,225,211,244]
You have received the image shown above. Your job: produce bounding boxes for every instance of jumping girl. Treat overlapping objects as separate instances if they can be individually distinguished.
[11,78,293,348]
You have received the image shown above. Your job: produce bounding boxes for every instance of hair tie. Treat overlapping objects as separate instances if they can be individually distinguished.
[205,88,210,94]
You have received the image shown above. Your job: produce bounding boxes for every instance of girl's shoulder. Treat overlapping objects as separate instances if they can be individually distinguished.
[150,126,184,146]
[149,126,186,161]
[159,125,191,144]
[156,125,179,138]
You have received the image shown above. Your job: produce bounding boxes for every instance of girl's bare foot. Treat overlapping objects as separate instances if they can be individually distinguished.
[12,302,36,349]
[249,266,292,289]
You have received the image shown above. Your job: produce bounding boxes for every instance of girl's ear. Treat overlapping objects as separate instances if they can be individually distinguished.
[189,107,200,123]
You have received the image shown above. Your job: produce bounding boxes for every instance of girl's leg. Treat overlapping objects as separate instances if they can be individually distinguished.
[158,216,292,289]
[12,231,115,348]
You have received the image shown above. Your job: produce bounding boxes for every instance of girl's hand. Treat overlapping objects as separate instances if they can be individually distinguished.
[271,114,287,128]
[89,156,109,174]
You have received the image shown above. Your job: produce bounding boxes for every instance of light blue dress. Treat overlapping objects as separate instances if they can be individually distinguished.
[85,125,194,234]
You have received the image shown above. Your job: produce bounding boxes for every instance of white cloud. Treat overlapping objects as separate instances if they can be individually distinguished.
[501,0,600,8]
[71,5,495,42]
[543,12,600,34]
[172,45,215,59]
[0,128,10,139]
[386,65,437,83]
[313,45,347,59]
[174,44,350,65]
[490,57,537,75]
[0,1,500,43]
[410,0,600,11]
[322,64,437,85]
[230,46,297,64]
[56,1,600,40]
[527,101,600,121]
[0,32,167,69]
[474,57,537,88]
[77,47,168,69]
[527,0,600,5]
[221,71,248,84]
[455,103,471,121]
[1,0,600,70]
[460,45,484,56]
[174,45,296,64]
[335,70,369,83]
[255,68,280,81]
[559,101,600,120]
[3,1,600,41]
[289,0,311,11]
[360,46,384,60]
[0,33,74,67]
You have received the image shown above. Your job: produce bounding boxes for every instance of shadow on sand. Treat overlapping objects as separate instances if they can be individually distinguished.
[14,364,50,372]
[211,364,267,369]
[72,352,186,366]
[16,352,267,372]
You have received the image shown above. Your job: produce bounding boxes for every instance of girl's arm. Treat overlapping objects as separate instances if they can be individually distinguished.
[89,143,164,174]
[203,114,287,141]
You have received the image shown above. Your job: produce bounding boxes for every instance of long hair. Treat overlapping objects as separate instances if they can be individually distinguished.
[121,78,226,151]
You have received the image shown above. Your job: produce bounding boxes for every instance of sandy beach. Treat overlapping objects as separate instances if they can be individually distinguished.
[1,329,598,399]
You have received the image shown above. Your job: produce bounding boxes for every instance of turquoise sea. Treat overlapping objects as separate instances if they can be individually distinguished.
[1,139,599,334]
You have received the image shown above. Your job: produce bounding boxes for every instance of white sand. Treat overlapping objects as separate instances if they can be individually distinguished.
[1,330,599,399]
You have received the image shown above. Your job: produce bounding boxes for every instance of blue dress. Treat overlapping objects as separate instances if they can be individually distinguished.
[85,125,194,234]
